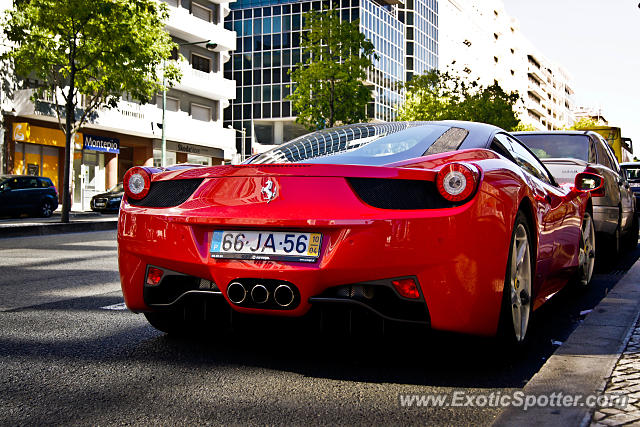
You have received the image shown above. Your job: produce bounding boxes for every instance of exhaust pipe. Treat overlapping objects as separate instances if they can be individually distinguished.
[227,281,247,304]
[274,284,295,307]
[250,284,269,304]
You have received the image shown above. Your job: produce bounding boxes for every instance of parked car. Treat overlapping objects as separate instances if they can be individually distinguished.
[118,121,601,345]
[514,131,637,252]
[90,183,123,213]
[0,175,58,218]
[620,162,640,213]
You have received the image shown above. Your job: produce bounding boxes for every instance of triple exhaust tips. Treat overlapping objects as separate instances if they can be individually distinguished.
[227,281,296,308]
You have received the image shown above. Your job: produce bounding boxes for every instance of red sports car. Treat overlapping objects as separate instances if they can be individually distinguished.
[117,121,602,344]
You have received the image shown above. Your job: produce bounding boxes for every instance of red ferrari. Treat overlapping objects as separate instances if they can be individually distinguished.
[118,121,603,344]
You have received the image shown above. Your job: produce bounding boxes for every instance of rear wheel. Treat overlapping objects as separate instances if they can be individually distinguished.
[499,212,533,346]
[623,214,639,252]
[39,200,53,218]
[576,211,596,287]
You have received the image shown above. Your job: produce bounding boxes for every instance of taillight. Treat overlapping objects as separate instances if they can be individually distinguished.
[392,278,421,299]
[123,167,151,200]
[146,266,164,286]
[436,163,478,202]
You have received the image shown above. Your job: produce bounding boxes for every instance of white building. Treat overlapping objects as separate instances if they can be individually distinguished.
[439,0,574,130]
[4,0,237,210]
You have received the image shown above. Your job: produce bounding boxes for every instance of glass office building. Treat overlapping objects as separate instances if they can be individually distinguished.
[223,0,438,152]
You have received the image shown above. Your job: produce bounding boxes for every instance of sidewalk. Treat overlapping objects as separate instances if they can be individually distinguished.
[0,210,118,238]
[494,259,640,426]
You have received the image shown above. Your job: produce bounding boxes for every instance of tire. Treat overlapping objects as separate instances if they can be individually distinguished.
[40,200,53,218]
[623,214,639,252]
[144,311,189,335]
[575,211,596,287]
[498,211,534,346]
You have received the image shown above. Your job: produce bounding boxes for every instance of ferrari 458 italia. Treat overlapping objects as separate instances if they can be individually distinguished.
[117,121,603,344]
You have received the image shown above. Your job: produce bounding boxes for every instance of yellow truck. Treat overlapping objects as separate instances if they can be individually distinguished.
[586,126,634,163]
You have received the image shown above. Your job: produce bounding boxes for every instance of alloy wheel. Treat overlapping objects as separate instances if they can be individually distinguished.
[510,223,532,343]
[578,212,596,286]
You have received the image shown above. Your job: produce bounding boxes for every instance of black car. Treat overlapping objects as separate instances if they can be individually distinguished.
[90,183,123,213]
[620,162,640,213]
[0,175,59,218]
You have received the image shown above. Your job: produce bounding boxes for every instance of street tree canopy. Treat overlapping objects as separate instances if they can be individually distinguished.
[1,0,179,222]
[288,9,377,130]
[571,117,605,130]
[397,70,520,131]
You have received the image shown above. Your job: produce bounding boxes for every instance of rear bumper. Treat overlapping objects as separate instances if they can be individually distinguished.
[118,189,512,336]
[593,205,619,234]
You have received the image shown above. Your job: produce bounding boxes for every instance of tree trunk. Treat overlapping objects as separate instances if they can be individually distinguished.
[60,63,76,223]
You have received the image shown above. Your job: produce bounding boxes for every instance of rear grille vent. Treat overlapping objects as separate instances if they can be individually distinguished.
[347,178,458,210]
[129,179,203,208]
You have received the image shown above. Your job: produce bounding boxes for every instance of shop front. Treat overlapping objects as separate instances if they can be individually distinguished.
[11,122,82,201]
[152,139,224,167]
[74,134,120,211]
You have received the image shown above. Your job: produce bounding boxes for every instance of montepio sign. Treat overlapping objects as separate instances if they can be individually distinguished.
[83,134,120,154]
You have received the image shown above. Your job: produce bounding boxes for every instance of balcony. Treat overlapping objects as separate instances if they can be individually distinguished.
[172,60,235,101]
[164,3,236,52]
[159,110,237,159]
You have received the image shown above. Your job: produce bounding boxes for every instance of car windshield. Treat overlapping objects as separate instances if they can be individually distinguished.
[247,123,468,166]
[109,183,124,192]
[516,134,590,162]
[623,166,640,182]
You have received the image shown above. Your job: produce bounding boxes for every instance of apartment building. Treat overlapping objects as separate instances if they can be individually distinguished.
[223,0,438,149]
[2,0,237,210]
[439,0,574,130]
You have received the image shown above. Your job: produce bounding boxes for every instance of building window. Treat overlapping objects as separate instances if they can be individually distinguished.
[191,53,211,73]
[191,103,211,121]
[192,2,212,22]
[157,96,179,112]
[162,0,179,7]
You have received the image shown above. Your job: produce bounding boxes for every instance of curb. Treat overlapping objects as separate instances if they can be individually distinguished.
[0,220,117,238]
[493,260,640,426]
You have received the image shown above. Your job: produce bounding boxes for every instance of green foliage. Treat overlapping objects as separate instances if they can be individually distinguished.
[288,9,377,130]
[2,0,179,133]
[1,0,179,222]
[397,69,520,131]
[571,117,603,130]
[512,122,538,132]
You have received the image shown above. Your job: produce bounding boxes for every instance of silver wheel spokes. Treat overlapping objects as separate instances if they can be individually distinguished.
[510,224,531,343]
[578,213,595,285]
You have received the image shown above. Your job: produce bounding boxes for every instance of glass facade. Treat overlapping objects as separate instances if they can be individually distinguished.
[223,0,438,151]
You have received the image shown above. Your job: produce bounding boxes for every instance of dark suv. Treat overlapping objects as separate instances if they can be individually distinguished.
[0,175,59,218]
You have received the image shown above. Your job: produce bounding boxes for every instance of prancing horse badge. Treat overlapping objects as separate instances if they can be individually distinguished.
[261,179,277,203]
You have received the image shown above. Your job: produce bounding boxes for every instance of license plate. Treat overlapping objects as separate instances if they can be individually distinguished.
[95,202,106,207]
[210,230,322,263]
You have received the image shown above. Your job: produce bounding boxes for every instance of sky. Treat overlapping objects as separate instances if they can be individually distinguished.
[503,0,640,153]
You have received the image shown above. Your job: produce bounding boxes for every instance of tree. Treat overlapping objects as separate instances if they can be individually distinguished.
[512,122,538,132]
[2,0,179,222]
[288,9,377,130]
[571,117,604,130]
[397,69,520,131]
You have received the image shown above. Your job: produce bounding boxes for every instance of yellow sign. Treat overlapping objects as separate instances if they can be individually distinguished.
[12,122,82,150]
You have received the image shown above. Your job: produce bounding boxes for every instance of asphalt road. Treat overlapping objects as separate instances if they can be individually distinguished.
[0,230,637,425]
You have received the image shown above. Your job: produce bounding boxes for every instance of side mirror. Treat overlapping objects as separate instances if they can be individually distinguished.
[574,172,605,197]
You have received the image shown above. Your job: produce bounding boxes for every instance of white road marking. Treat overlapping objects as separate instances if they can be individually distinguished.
[101,302,127,310]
